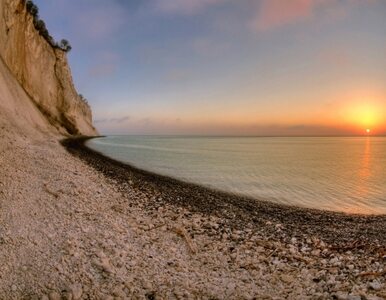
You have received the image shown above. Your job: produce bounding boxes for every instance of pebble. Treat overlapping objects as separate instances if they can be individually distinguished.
[334,291,348,300]
[68,283,83,300]
[368,281,382,291]
[280,274,294,284]
[347,295,361,300]
[48,291,61,300]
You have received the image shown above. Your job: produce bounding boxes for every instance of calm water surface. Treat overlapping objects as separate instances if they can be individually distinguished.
[87,136,386,214]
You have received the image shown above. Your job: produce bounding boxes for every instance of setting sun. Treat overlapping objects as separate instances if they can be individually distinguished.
[343,101,384,131]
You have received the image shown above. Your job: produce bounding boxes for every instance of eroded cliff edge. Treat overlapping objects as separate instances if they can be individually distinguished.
[0,0,97,136]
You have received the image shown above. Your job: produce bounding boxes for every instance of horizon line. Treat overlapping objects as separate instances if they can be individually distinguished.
[99,134,386,138]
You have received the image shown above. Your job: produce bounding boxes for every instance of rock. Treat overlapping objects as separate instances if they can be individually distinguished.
[93,256,114,274]
[41,295,49,300]
[275,224,283,229]
[288,245,297,254]
[112,285,125,298]
[347,295,361,300]
[326,276,336,285]
[48,291,61,300]
[11,285,17,291]
[365,296,384,300]
[334,291,348,300]
[62,291,73,300]
[311,249,321,256]
[368,281,382,291]
[68,283,83,300]
[330,257,341,266]
[280,274,294,284]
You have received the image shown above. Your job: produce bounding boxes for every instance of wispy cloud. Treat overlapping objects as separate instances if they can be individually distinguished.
[250,0,378,32]
[72,2,126,40]
[251,0,316,32]
[153,0,226,15]
[95,116,131,124]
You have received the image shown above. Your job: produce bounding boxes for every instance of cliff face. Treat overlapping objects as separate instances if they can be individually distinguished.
[0,0,97,136]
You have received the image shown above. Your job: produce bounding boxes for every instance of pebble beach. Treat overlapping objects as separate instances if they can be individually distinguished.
[0,127,385,299]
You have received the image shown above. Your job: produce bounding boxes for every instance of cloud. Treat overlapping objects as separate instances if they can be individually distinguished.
[153,0,226,15]
[72,1,126,40]
[250,0,379,32]
[95,116,131,124]
[251,0,316,32]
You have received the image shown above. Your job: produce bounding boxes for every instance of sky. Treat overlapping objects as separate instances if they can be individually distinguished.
[34,0,386,136]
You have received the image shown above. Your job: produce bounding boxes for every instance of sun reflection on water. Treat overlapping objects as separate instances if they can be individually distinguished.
[344,137,372,214]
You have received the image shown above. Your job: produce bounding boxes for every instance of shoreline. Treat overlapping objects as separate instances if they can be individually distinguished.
[62,136,386,247]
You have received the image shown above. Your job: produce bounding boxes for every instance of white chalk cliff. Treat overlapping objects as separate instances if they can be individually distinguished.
[0,0,97,136]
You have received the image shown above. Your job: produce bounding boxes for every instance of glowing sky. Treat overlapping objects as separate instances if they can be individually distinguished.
[34,0,386,135]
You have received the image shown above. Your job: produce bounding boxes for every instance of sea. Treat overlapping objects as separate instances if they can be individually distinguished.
[87,136,386,215]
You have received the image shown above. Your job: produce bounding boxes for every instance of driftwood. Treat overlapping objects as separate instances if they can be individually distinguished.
[357,270,386,278]
[172,226,197,254]
[43,183,60,198]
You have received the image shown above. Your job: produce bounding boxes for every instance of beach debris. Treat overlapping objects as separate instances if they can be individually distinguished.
[358,270,386,278]
[43,183,60,199]
[172,226,197,254]
[144,223,166,231]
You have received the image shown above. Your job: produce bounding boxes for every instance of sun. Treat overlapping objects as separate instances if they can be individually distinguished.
[343,101,383,130]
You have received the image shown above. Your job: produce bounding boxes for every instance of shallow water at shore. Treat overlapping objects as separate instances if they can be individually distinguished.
[87,136,386,214]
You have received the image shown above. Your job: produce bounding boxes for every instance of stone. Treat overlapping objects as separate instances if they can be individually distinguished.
[311,249,321,256]
[280,274,294,284]
[347,295,361,300]
[48,291,61,300]
[368,281,382,291]
[334,291,348,300]
[69,283,83,300]
[365,296,384,300]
